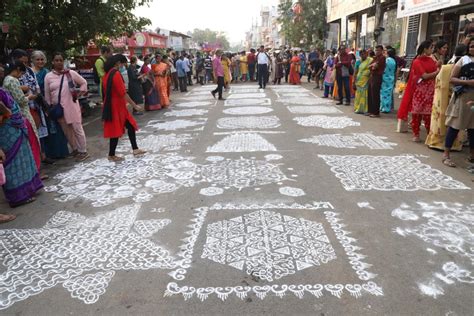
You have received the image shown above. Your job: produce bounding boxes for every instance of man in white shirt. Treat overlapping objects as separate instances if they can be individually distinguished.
[256,45,271,89]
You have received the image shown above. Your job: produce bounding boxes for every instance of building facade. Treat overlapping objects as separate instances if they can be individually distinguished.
[326,0,474,61]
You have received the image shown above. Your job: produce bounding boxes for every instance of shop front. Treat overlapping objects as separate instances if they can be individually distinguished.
[426,1,474,55]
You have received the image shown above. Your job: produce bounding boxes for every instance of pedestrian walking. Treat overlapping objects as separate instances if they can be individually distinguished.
[256,45,271,89]
[102,54,145,162]
[211,50,225,100]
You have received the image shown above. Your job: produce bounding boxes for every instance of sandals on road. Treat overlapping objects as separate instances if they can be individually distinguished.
[442,157,456,167]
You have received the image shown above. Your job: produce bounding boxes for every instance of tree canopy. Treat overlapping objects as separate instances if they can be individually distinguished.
[0,0,151,56]
[190,28,230,50]
[278,0,327,49]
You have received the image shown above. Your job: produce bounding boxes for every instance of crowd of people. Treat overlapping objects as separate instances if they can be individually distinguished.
[0,27,473,219]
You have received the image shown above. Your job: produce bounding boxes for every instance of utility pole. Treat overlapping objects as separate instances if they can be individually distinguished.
[373,0,383,46]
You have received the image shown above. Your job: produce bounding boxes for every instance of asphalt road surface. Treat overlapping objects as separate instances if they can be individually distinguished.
[0,82,472,316]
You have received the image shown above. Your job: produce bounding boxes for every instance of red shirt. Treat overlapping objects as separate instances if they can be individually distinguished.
[247,53,256,65]
[334,53,352,77]
[102,70,138,138]
[370,54,386,77]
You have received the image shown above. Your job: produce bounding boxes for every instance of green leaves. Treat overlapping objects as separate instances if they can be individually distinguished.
[277,0,327,49]
[1,0,152,55]
[190,28,230,50]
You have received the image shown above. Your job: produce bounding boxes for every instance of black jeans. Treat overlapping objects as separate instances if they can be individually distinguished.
[178,76,187,92]
[109,121,138,156]
[336,75,351,104]
[258,64,268,88]
[187,71,193,85]
[445,127,474,149]
[212,76,225,99]
[249,64,255,81]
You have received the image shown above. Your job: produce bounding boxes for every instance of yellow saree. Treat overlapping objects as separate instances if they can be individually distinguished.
[425,64,462,151]
[354,57,372,113]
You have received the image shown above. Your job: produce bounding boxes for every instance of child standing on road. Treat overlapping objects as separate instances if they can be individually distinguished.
[323,53,335,98]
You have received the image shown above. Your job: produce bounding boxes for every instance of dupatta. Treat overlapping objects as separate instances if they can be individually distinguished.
[398,55,438,120]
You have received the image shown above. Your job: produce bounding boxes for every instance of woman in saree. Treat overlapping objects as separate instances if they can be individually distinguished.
[397,40,439,141]
[380,48,397,113]
[353,49,372,114]
[289,51,301,85]
[140,56,161,111]
[152,54,170,108]
[442,38,474,167]
[31,50,70,159]
[426,44,466,151]
[0,88,43,207]
[3,61,41,171]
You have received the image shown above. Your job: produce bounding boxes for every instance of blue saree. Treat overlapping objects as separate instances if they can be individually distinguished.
[0,89,43,206]
[380,57,396,113]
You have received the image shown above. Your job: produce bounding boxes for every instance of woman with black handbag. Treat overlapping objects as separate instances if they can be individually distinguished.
[44,52,89,162]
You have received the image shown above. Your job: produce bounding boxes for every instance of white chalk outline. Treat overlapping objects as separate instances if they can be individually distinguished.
[164,201,383,301]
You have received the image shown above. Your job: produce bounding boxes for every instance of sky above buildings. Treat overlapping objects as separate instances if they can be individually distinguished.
[134,0,279,44]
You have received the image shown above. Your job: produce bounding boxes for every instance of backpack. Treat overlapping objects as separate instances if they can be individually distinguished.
[257,52,271,63]
[93,57,105,84]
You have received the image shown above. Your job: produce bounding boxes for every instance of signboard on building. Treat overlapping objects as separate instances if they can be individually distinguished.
[397,0,460,18]
[361,14,367,37]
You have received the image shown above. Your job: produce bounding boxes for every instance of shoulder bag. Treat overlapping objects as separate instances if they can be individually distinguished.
[49,74,65,120]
